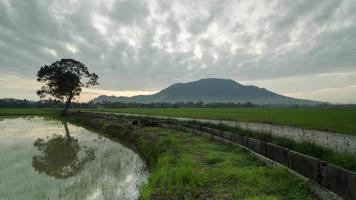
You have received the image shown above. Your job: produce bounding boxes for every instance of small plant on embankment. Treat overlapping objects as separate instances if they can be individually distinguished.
[197,122,356,172]
[68,114,317,200]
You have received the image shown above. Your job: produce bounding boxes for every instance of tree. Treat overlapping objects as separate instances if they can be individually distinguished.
[32,122,95,179]
[36,59,98,114]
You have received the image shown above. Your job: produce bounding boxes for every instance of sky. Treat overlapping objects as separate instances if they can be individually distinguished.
[0,0,355,103]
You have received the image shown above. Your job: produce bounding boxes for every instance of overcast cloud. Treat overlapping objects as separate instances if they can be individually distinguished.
[0,0,355,103]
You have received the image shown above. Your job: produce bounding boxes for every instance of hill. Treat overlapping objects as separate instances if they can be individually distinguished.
[91,78,319,105]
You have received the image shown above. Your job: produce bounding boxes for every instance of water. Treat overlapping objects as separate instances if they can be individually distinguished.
[0,117,147,200]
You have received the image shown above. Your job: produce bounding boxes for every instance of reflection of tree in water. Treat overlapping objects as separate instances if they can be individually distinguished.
[32,122,95,179]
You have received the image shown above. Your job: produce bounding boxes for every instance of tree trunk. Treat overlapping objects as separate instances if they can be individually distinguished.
[63,98,72,115]
[63,122,70,139]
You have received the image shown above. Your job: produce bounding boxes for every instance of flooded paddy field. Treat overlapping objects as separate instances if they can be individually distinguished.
[0,117,147,200]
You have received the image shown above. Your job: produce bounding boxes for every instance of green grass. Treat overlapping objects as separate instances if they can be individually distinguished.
[69,114,317,200]
[0,108,56,116]
[83,107,356,135]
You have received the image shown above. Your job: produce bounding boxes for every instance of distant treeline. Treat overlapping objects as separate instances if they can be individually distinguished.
[0,99,257,108]
[1,98,355,109]
[98,101,257,108]
[0,99,93,108]
[96,101,356,108]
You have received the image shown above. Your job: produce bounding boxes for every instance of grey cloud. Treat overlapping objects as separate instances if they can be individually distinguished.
[111,0,148,25]
[0,0,356,103]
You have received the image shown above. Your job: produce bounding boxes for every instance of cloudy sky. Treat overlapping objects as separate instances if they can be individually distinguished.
[0,0,355,103]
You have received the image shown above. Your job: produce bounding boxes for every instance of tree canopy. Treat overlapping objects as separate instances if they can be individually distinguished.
[36,59,98,113]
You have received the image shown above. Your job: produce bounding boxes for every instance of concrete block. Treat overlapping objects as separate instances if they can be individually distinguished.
[231,134,238,143]
[237,135,243,145]
[265,143,290,166]
[200,126,210,133]
[221,131,233,141]
[246,138,266,155]
[289,151,321,183]
[321,163,356,200]
[229,132,235,142]
[242,136,250,147]
[207,128,220,137]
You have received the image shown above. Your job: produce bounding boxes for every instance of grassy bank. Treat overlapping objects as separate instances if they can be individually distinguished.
[84,108,356,135]
[68,113,317,200]
[0,108,56,116]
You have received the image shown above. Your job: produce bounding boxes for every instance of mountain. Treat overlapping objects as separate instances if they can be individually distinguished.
[91,78,319,105]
